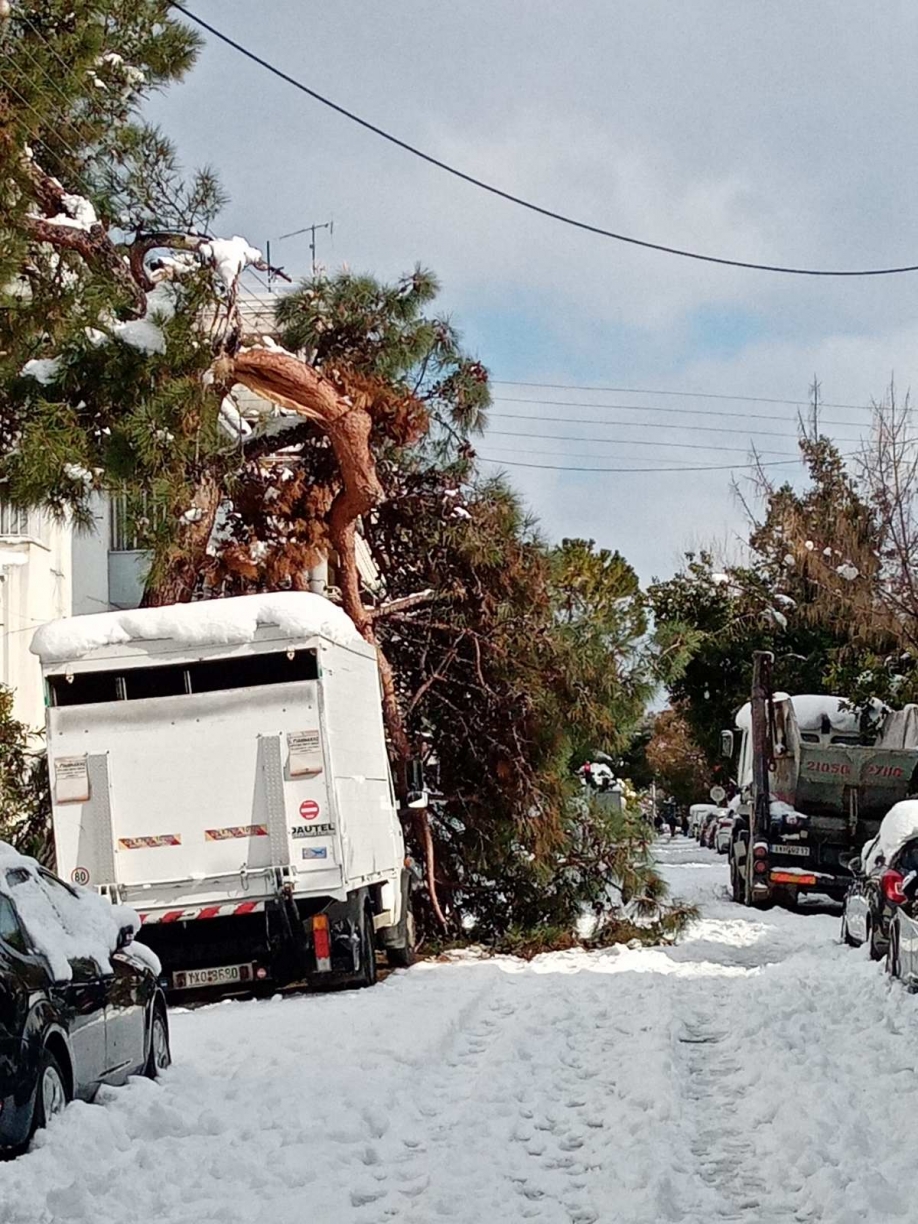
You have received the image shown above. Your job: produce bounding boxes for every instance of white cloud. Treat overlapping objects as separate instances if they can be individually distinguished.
[148,0,918,578]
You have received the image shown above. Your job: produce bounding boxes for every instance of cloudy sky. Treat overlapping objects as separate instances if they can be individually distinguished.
[149,1,918,582]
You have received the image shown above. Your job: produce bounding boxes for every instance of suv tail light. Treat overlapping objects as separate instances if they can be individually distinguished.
[881,869,906,904]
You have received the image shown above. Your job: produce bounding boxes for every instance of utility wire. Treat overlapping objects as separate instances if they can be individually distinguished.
[172,3,918,279]
[490,411,863,443]
[490,397,870,431]
[492,379,877,412]
[476,453,844,475]
[484,444,781,466]
[486,429,796,457]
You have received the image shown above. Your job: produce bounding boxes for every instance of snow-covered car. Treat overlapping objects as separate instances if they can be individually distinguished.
[700,808,728,849]
[887,876,918,989]
[0,844,169,1155]
[841,802,918,960]
[714,813,735,855]
[689,804,716,838]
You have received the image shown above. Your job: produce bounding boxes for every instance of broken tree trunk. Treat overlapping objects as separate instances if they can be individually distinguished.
[230,346,448,928]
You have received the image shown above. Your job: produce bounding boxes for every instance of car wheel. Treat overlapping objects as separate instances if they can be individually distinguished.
[33,1048,70,1136]
[868,917,885,962]
[887,925,901,978]
[144,1005,171,1079]
[841,911,860,947]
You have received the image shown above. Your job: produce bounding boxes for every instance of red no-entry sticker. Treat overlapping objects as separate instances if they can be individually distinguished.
[299,799,320,821]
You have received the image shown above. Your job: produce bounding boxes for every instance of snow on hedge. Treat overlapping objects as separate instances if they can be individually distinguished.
[31,590,363,663]
[0,842,148,982]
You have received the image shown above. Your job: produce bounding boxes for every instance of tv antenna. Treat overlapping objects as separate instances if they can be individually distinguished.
[266,219,334,285]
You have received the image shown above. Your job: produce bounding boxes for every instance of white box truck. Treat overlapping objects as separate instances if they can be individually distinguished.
[30,592,416,993]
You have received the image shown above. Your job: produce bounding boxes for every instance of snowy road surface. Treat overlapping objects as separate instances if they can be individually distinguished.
[5,839,918,1223]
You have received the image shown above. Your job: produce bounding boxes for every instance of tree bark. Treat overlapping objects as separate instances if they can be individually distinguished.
[231,347,449,927]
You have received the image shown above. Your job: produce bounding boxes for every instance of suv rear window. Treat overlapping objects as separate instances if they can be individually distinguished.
[896,840,918,874]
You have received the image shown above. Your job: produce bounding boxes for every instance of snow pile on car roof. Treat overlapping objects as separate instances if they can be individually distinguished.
[863,800,918,872]
[0,842,144,982]
[30,591,363,663]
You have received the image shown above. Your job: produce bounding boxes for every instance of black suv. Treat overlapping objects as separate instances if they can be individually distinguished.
[841,836,918,960]
[0,853,170,1154]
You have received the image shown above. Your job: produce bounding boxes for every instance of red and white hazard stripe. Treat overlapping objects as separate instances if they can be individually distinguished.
[138,900,265,924]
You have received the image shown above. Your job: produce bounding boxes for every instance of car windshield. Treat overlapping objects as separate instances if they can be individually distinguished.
[1,861,120,982]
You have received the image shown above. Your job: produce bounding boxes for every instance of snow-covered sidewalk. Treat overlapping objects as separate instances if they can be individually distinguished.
[5,839,918,1223]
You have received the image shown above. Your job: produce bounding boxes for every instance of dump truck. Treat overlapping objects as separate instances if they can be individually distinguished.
[725,652,918,908]
[31,592,416,993]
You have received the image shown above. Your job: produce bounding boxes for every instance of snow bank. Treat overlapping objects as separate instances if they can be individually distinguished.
[31,591,363,663]
[0,842,142,982]
[862,800,918,871]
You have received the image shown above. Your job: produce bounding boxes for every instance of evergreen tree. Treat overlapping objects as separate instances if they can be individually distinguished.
[0,2,264,599]
[0,686,51,861]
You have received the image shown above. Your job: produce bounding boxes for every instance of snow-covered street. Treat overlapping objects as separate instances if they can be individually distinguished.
[5,838,918,1224]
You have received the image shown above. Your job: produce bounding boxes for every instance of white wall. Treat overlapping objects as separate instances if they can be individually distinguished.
[70,494,112,616]
[0,515,73,730]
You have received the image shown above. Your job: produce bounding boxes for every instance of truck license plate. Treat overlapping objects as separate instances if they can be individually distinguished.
[770,844,810,857]
[173,963,253,989]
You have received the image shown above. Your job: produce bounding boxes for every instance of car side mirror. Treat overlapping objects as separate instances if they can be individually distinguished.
[117,924,135,950]
[720,730,734,758]
[406,789,428,810]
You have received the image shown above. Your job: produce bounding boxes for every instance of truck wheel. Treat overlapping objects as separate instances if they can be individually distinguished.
[730,860,744,904]
[386,907,417,969]
[352,900,378,989]
[385,873,417,968]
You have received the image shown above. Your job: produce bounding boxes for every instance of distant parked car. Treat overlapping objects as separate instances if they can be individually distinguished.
[0,844,169,1156]
[689,805,715,839]
[700,808,728,849]
[842,802,918,960]
[714,812,735,855]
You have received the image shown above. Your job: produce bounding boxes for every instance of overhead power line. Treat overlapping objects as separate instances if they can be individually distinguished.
[171,4,918,279]
[491,379,877,413]
[486,429,796,457]
[476,454,832,474]
[490,411,863,443]
[491,396,870,432]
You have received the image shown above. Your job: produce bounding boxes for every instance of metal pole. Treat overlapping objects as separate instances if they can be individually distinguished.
[748,650,774,903]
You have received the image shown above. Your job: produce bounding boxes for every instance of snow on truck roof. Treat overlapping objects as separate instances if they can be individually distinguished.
[735,694,870,735]
[30,591,363,664]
